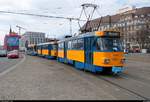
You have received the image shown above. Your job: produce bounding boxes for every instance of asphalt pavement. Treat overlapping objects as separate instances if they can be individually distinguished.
[0,57,22,73]
[0,54,149,100]
[125,53,150,62]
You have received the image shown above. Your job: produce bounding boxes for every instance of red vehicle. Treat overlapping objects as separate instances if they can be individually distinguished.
[130,45,141,53]
[4,33,20,51]
[7,50,19,59]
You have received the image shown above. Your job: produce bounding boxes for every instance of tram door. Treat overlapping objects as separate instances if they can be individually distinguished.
[64,42,67,62]
[40,46,42,55]
[48,44,51,56]
[85,37,93,65]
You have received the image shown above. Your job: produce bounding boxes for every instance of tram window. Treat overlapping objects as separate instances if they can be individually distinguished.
[96,38,103,50]
[52,45,57,50]
[42,45,45,49]
[58,44,61,50]
[76,39,84,50]
[58,43,64,50]
[37,46,40,49]
[72,40,78,49]
[68,41,72,49]
[96,38,123,51]
[43,45,48,49]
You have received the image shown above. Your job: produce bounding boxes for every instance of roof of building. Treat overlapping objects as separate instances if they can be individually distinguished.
[80,7,150,32]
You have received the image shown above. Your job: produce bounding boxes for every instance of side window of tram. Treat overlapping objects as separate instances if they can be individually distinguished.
[77,39,84,50]
[72,39,84,50]
[38,46,40,50]
[58,43,64,50]
[68,41,72,49]
[42,45,45,49]
[45,45,48,49]
[52,45,57,50]
[72,40,77,49]
[43,45,47,49]
[96,38,102,51]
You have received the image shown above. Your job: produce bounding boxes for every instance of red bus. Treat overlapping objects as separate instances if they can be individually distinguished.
[4,33,21,51]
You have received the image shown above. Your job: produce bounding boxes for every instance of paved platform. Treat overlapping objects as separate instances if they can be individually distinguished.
[0,57,22,73]
[0,56,115,100]
[0,55,149,100]
[125,53,150,62]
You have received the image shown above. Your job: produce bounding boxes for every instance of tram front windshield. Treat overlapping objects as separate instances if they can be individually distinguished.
[96,37,123,51]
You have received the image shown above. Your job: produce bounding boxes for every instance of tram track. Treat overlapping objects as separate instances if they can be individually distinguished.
[31,56,150,100]
[62,64,150,100]
[94,74,149,100]
[121,73,150,85]
[63,63,150,100]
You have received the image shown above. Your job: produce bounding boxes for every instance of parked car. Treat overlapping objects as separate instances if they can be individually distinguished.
[7,50,19,59]
[129,45,141,53]
[0,49,7,57]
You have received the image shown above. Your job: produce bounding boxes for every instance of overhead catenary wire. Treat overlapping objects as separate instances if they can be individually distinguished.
[0,10,86,36]
[0,10,85,21]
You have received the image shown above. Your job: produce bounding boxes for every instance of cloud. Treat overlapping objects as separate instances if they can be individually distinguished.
[127,0,150,7]
[0,0,150,45]
[0,0,32,10]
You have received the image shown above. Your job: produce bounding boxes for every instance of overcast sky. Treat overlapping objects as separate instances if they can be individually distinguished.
[0,0,150,45]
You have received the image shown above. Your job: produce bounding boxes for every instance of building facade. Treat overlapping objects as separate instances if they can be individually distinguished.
[80,7,150,52]
[45,38,59,42]
[20,31,45,50]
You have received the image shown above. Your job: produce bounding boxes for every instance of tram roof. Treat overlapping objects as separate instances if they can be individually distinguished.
[58,32,95,43]
[37,42,57,46]
[58,31,120,43]
[28,44,36,47]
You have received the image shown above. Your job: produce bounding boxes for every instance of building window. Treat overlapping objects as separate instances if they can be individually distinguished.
[134,26,137,30]
[128,26,131,31]
[144,25,147,29]
[134,15,138,18]
[138,25,142,29]
[134,20,138,25]
[141,15,144,18]
[123,27,125,31]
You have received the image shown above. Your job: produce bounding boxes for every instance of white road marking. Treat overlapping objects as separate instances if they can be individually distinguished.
[0,54,26,77]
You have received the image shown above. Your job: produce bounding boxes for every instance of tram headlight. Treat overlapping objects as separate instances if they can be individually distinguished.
[121,58,126,64]
[104,58,110,64]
